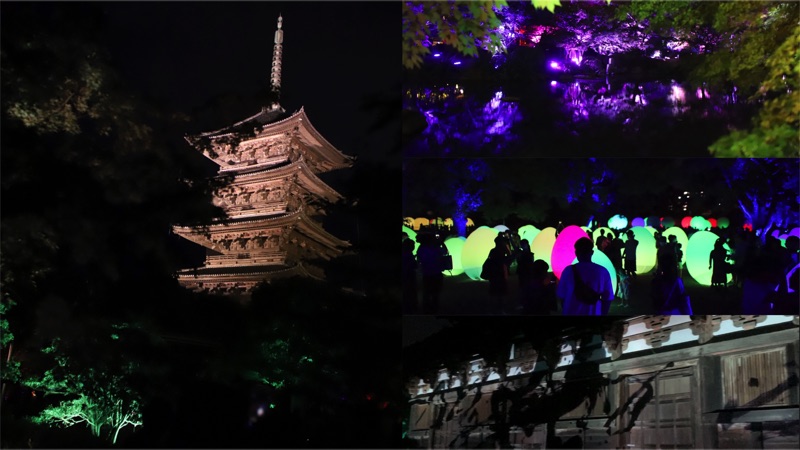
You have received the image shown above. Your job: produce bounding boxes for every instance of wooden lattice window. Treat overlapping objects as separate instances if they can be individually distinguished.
[722,347,790,408]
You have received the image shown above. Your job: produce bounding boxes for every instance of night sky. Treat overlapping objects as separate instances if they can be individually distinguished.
[27,1,399,164]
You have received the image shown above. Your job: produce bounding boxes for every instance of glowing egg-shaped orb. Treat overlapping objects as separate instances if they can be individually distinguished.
[531,227,558,271]
[413,217,430,230]
[629,226,657,274]
[717,217,730,229]
[771,229,782,239]
[662,227,689,265]
[570,249,617,296]
[443,236,466,276]
[608,215,628,230]
[518,225,541,246]
[592,227,616,244]
[644,226,657,236]
[789,228,800,238]
[402,226,420,255]
[551,226,590,279]
[645,216,660,228]
[686,231,732,286]
[662,217,675,228]
[403,217,414,228]
[466,218,475,227]
[461,226,499,280]
[691,216,710,231]
[619,232,628,243]
[581,226,592,234]
[431,217,444,227]
[631,217,646,228]
[444,218,454,228]
[681,216,692,228]
[708,218,717,228]
[743,223,753,232]
[494,225,510,233]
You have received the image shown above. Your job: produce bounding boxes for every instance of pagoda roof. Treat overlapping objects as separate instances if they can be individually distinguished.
[173,206,350,252]
[187,106,353,172]
[229,157,344,203]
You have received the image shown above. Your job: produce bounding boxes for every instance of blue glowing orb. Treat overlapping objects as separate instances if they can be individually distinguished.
[608,215,628,230]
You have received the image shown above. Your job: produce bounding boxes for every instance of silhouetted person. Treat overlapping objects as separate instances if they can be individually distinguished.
[622,230,638,278]
[516,240,534,311]
[417,233,447,314]
[652,252,693,314]
[482,240,513,314]
[557,238,614,315]
[402,238,418,314]
[524,260,558,314]
[709,239,729,288]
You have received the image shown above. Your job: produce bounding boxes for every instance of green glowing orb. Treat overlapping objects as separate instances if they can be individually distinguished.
[644,226,657,236]
[581,226,592,234]
[662,227,689,266]
[462,226,499,280]
[662,217,675,228]
[592,227,616,244]
[518,224,541,247]
[443,236,466,276]
[608,215,628,230]
[629,226,657,274]
[691,216,710,231]
[686,230,732,286]
[402,226,420,255]
[717,217,730,229]
[531,227,557,272]
[571,249,617,296]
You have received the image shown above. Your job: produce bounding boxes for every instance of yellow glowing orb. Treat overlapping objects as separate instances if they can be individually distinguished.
[461,226,499,280]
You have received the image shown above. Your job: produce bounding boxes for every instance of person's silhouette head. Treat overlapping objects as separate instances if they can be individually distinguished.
[575,237,594,262]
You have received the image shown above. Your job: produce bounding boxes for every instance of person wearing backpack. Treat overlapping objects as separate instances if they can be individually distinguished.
[557,237,614,315]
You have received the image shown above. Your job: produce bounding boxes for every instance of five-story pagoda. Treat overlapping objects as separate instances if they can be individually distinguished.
[173,16,353,296]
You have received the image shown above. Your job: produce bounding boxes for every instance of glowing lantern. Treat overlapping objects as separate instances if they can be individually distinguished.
[628,226,657,274]
[662,217,675,228]
[645,216,660,228]
[662,227,689,265]
[686,231,732,286]
[632,217,645,228]
[592,227,616,244]
[717,217,730,229]
[708,218,717,228]
[681,216,692,228]
[461,226,499,280]
[608,215,628,230]
[690,216,710,231]
[531,227,558,271]
[402,226,420,255]
[413,217,430,230]
[443,236,466,276]
[551,226,590,279]
[494,225,510,233]
[570,249,617,296]
[518,225,541,246]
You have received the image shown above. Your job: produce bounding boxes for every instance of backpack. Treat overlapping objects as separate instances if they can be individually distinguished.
[573,268,603,305]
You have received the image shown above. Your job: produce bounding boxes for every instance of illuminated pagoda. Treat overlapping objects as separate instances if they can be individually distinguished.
[173,15,353,295]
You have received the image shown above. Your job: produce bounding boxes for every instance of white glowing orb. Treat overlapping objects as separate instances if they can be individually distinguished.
[717,217,730,229]
[461,226,499,280]
[608,215,628,230]
[662,227,689,266]
[518,224,541,246]
[402,226,420,255]
[631,217,646,228]
[551,226,590,279]
[686,231,732,286]
[494,225,510,233]
[592,227,616,244]
[413,217,430,230]
[531,227,558,271]
[570,249,617,296]
[629,226,657,274]
[443,236,467,276]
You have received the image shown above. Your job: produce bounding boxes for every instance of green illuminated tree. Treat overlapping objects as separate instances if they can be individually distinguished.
[620,0,799,157]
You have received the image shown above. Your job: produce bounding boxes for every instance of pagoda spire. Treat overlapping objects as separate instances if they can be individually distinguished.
[270,15,284,99]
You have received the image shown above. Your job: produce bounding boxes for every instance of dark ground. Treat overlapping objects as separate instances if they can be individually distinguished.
[409,269,745,316]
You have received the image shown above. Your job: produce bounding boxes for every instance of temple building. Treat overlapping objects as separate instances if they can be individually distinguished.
[405,315,799,449]
[173,16,353,296]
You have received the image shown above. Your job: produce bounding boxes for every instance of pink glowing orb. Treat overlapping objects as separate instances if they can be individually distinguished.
[531,227,558,271]
[551,225,590,279]
[681,216,692,228]
[631,217,645,227]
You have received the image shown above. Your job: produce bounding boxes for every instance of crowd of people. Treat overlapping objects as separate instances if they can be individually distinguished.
[402,225,799,316]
